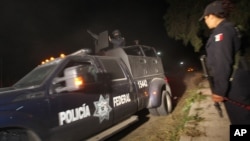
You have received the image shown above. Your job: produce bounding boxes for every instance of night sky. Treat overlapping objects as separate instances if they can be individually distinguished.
[0,0,197,86]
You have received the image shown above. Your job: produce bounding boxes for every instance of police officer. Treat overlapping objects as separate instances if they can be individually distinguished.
[200,0,250,124]
[109,29,125,48]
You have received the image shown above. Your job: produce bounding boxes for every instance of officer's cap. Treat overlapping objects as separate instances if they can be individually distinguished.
[199,1,224,21]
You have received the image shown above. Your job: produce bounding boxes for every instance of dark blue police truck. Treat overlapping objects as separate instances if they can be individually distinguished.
[0,32,173,141]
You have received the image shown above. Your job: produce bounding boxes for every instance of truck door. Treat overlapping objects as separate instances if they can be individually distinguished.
[48,58,113,140]
[99,58,137,124]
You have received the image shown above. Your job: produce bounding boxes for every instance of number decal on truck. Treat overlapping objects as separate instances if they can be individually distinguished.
[137,80,148,89]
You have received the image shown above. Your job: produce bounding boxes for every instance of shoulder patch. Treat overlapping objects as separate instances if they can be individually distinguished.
[214,33,223,42]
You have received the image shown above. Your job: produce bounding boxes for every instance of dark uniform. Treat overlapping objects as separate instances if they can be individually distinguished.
[206,20,250,124]
[110,37,125,48]
[109,30,125,48]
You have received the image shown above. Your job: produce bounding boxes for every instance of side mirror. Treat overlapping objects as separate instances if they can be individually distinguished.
[53,65,85,93]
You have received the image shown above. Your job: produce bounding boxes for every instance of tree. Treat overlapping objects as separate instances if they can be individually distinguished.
[164,0,250,52]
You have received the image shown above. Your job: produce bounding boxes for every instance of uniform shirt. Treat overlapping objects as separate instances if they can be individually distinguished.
[110,37,125,48]
[206,20,240,97]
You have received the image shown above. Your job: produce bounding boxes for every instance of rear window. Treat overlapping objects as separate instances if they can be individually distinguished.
[100,59,125,80]
[123,46,143,56]
[123,45,157,57]
[142,47,157,57]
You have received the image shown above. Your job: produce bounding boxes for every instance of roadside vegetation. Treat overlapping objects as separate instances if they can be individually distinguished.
[161,72,208,141]
[164,88,206,141]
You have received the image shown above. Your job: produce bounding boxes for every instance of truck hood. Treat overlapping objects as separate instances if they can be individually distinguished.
[0,86,43,105]
[0,87,16,93]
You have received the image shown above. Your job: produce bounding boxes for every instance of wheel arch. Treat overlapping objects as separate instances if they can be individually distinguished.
[0,115,43,141]
[147,78,170,108]
[0,126,42,141]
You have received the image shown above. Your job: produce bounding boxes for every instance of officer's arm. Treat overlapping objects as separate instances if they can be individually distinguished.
[212,28,234,97]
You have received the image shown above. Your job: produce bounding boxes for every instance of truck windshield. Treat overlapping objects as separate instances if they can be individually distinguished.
[13,64,58,88]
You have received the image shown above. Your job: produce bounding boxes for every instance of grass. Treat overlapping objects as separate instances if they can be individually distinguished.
[167,89,207,141]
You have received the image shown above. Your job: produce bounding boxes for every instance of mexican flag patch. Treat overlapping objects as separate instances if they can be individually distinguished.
[214,33,223,42]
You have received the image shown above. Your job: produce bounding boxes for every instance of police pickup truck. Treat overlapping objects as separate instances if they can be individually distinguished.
[0,44,172,141]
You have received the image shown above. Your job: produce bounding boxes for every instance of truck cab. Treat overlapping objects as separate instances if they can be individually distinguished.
[0,36,172,141]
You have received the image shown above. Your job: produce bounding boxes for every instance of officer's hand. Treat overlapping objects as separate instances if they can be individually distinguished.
[211,94,224,102]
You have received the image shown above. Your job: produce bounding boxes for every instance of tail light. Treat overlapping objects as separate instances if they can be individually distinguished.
[164,77,169,83]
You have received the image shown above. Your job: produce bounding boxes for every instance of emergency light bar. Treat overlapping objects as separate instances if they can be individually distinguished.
[40,49,91,65]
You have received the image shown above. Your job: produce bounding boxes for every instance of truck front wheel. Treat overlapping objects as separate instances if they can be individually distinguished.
[149,90,172,116]
[0,129,40,141]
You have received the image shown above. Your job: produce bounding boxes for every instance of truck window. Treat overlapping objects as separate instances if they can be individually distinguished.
[141,46,157,57]
[122,45,157,57]
[123,46,143,56]
[100,59,126,80]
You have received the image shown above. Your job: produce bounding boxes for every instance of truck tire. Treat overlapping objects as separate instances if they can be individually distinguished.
[149,90,172,116]
[0,129,40,141]
[157,90,172,116]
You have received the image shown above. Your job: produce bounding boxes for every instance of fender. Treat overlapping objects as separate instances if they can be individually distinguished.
[147,78,170,108]
[0,112,44,141]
